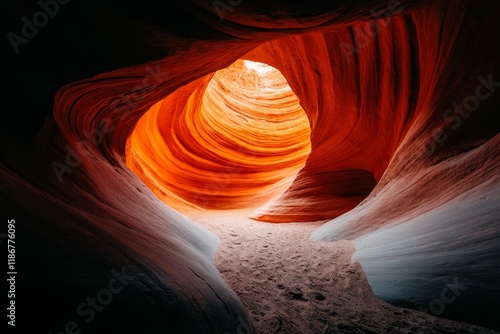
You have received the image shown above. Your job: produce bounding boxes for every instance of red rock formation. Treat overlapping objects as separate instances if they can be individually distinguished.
[126,59,311,210]
[2,0,499,332]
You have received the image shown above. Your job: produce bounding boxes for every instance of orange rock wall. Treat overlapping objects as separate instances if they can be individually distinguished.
[2,0,499,331]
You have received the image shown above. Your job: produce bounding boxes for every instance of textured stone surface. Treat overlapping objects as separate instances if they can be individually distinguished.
[2,0,499,332]
[126,59,311,210]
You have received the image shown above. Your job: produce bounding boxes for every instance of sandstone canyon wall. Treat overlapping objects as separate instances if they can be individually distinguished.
[2,0,499,332]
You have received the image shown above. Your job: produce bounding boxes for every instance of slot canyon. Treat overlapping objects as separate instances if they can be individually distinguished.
[2,0,499,333]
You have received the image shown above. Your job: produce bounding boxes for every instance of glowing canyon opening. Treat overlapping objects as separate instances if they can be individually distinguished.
[126,59,312,212]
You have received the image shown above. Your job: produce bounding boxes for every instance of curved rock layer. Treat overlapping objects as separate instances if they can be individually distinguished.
[2,0,499,332]
[126,59,311,210]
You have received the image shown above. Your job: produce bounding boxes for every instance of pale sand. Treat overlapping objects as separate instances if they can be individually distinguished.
[185,208,498,334]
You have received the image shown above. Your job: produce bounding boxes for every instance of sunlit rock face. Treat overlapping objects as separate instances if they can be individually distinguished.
[126,59,311,211]
[2,0,499,332]
[307,1,500,328]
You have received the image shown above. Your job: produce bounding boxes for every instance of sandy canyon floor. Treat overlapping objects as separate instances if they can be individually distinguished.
[185,208,498,334]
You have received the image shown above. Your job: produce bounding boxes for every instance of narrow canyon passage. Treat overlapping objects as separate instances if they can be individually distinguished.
[3,0,499,333]
[188,209,496,334]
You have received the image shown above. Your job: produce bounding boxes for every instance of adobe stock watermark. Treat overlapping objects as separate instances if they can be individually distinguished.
[213,0,243,22]
[7,0,71,54]
[425,73,499,155]
[340,0,404,64]
[419,276,468,316]
[48,267,136,334]
[51,64,169,183]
